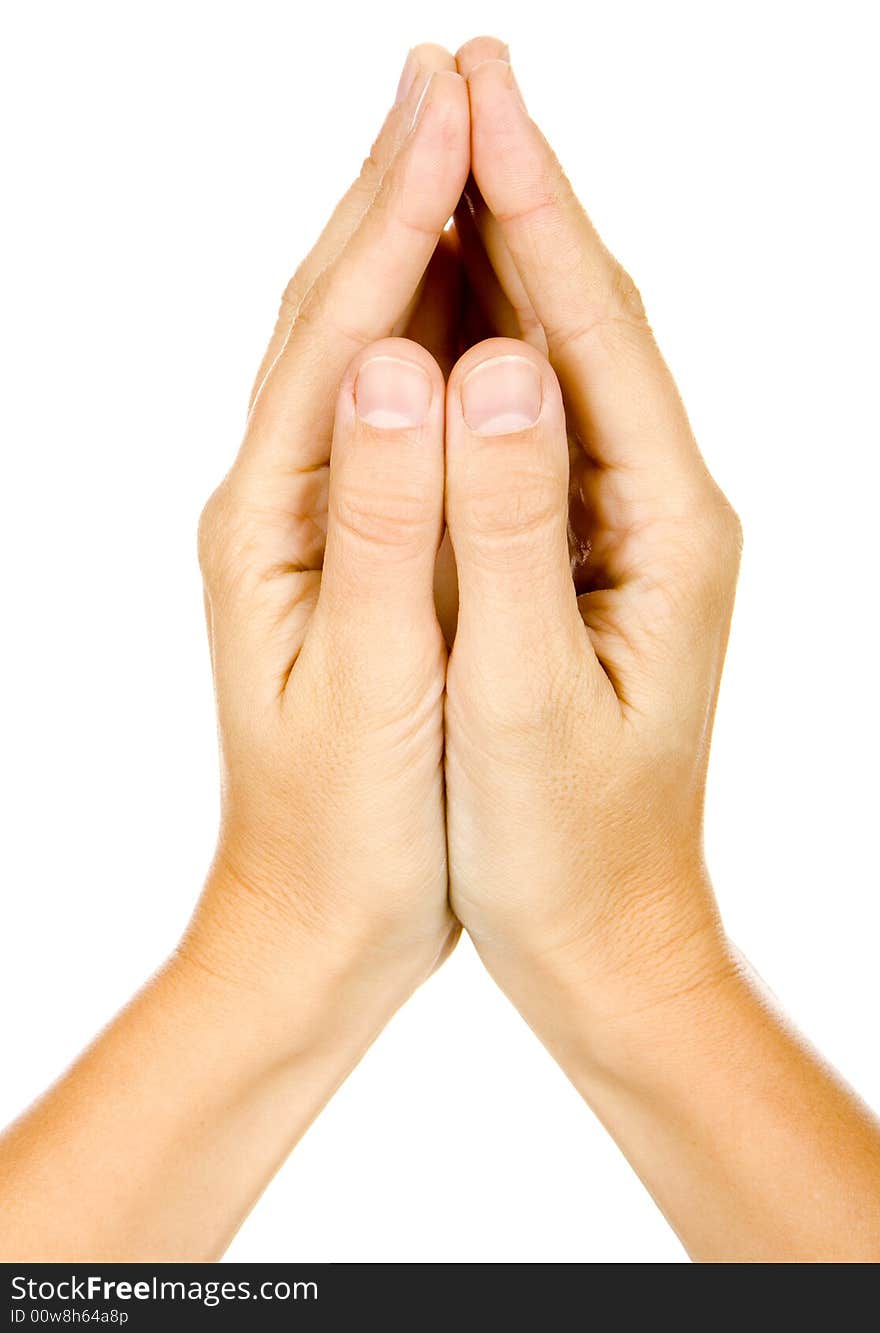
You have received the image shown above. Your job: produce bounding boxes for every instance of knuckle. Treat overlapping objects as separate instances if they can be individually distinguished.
[196,485,226,579]
[280,271,304,316]
[294,275,366,351]
[332,482,435,552]
[197,480,247,586]
[685,490,743,598]
[454,651,585,752]
[359,141,385,190]
[609,261,648,325]
[458,469,563,544]
[386,181,440,241]
[704,492,743,563]
[723,501,744,558]
[293,278,325,330]
[546,265,650,361]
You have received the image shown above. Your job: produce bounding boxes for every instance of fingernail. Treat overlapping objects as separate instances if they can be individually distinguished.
[394,50,419,106]
[355,356,432,428]
[461,355,542,435]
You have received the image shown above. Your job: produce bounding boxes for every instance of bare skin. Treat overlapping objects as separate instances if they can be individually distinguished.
[0,46,470,1262]
[444,36,880,1263]
[0,37,878,1264]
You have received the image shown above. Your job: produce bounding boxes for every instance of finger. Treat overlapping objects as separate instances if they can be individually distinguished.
[315,338,445,643]
[445,337,607,692]
[243,70,469,483]
[466,58,708,491]
[455,33,509,77]
[455,39,544,349]
[249,44,455,409]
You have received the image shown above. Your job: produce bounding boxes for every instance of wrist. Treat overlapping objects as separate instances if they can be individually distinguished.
[472,868,735,1085]
[176,854,443,1076]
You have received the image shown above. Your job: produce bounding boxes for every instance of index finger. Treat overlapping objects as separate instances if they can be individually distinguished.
[250,44,456,410]
[465,56,706,486]
[243,69,469,480]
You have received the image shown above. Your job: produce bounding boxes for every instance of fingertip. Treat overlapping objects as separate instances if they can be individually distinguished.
[466,55,516,86]
[322,338,446,619]
[445,338,570,552]
[394,43,456,116]
[412,66,469,131]
[464,60,532,196]
[406,69,470,200]
[344,334,445,386]
[409,41,457,71]
[455,35,510,76]
[340,336,444,433]
[443,338,579,655]
[466,56,525,120]
[448,337,563,438]
[354,356,433,430]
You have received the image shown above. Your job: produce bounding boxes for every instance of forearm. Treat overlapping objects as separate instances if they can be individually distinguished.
[482,888,880,1263]
[587,972,880,1261]
[0,871,415,1262]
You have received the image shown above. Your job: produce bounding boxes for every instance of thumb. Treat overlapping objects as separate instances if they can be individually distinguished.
[316,338,445,661]
[445,339,587,672]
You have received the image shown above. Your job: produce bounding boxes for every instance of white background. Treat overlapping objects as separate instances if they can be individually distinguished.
[1,1,878,1263]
